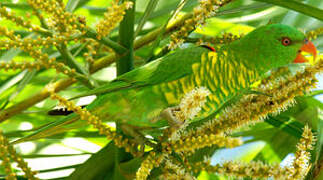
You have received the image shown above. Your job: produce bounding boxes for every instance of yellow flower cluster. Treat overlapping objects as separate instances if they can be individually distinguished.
[158,158,194,180]
[0,25,81,79]
[169,0,233,49]
[0,35,73,50]
[0,6,40,32]
[192,125,316,179]
[194,160,291,179]
[48,90,116,140]
[0,131,38,180]
[163,159,186,178]
[0,61,44,71]
[175,87,210,121]
[136,152,165,180]
[28,49,78,78]
[306,27,323,40]
[27,0,86,34]
[0,131,16,180]
[260,66,290,85]
[167,133,242,153]
[83,39,99,64]
[0,26,19,40]
[48,90,141,156]
[167,87,210,142]
[289,125,315,180]
[96,1,133,40]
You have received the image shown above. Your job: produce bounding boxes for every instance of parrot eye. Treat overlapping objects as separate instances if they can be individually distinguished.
[282,37,292,46]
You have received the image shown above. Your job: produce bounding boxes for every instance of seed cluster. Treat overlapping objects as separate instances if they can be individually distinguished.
[136,152,165,180]
[96,1,133,39]
[0,131,39,180]
[306,27,323,40]
[169,0,233,49]
[27,0,87,34]
[48,89,142,156]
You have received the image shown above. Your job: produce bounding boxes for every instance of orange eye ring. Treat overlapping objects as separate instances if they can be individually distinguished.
[282,37,291,46]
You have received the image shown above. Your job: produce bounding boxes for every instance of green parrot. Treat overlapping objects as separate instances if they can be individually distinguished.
[23,24,318,140]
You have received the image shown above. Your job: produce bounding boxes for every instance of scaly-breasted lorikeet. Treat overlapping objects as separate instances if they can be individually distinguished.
[27,24,318,139]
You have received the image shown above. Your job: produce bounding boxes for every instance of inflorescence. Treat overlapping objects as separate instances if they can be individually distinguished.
[169,0,234,49]
[96,1,133,40]
[47,86,143,157]
[0,131,38,180]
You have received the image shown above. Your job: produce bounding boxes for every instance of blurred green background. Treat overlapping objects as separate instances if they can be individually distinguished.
[0,0,322,179]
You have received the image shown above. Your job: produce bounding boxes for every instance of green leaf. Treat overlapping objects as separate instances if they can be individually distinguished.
[134,0,159,37]
[0,71,27,96]
[254,0,323,21]
[68,142,133,180]
[66,0,91,12]
[1,70,37,110]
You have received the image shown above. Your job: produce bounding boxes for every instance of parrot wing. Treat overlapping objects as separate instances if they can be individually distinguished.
[14,46,211,143]
[71,46,209,99]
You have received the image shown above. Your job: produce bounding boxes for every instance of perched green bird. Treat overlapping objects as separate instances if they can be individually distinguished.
[28,24,318,139]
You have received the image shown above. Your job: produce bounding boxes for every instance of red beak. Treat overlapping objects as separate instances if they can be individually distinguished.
[294,39,317,63]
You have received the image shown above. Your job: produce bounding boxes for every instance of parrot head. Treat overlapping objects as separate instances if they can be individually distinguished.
[235,24,317,73]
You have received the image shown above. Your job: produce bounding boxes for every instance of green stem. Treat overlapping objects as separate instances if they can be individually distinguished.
[308,89,323,97]
[254,0,323,21]
[58,45,88,75]
[85,28,127,54]
[117,0,135,76]
[115,0,136,171]
[134,0,159,37]
[57,45,94,88]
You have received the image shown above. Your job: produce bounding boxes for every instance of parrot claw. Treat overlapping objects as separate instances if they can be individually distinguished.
[160,107,184,128]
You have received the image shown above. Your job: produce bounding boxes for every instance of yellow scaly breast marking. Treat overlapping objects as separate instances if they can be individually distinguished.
[164,92,177,104]
[209,54,217,74]
[208,51,217,60]
[203,103,211,112]
[217,90,225,103]
[215,62,221,82]
[228,64,233,80]
[201,53,207,65]
[206,59,210,73]
[179,76,191,93]
[226,62,235,92]
[218,62,224,87]
[232,59,239,69]
[220,86,229,96]
[192,63,200,74]
[167,80,176,90]
[206,78,217,92]
[222,51,228,57]
[237,65,246,88]
[192,62,202,86]
[209,94,221,107]
[200,54,207,80]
